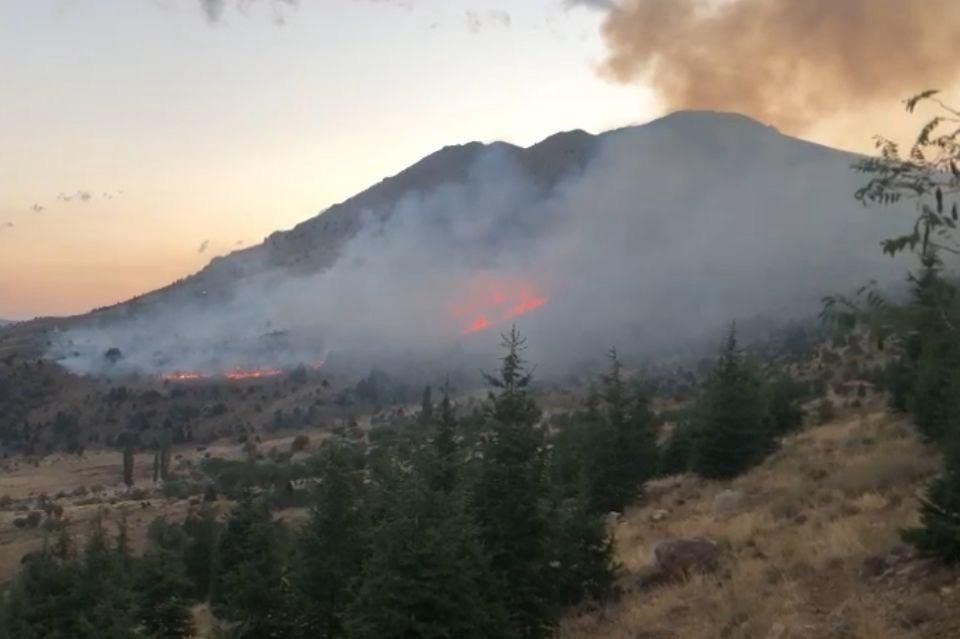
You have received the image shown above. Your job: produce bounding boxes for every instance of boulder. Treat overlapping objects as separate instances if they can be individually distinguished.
[653,537,721,578]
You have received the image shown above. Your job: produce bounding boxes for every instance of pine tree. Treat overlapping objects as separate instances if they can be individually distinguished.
[546,495,617,607]
[181,503,220,600]
[474,326,555,638]
[211,492,292,638]
[293,442,365,639]
[345,459,507,639]
[903,435,960,563]
[586,349,657,513]
[907,255,960,442]
[691,324,765,479]
[72,514,139,638]
[428,384,459,494]
[136,519,195,638]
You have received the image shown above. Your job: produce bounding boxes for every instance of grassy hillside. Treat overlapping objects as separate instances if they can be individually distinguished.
[561,401,960,638]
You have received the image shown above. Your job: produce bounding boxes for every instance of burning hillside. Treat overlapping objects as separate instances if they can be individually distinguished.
[451,276,549,335]
[45,112,912,379]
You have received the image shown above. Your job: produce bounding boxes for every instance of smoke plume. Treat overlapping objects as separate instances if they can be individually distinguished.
[50,112,911,380]
[592,0,960,131]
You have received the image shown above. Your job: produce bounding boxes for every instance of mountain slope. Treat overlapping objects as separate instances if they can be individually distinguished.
[48,111,910,376]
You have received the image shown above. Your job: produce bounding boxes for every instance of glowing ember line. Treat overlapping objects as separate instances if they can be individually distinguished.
[163,371,209,382]
[224,368,283,381]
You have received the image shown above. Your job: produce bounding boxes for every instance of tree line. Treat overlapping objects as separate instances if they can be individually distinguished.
[0,322,810,639]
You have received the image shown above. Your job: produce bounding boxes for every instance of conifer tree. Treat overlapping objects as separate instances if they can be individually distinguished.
[428,384,459,494]
[293,442,365,639]
[905,254,960,442]
[691,324,765,479]
[904,434,960,563]
[474,326,555,638]
[182,503,220,601]
[586,349,657,513]
[136,519,195,638]
[345,458,506,639]
[211,492,292,638]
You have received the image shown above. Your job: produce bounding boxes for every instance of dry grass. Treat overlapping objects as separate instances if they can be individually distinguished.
[561,407,960,639]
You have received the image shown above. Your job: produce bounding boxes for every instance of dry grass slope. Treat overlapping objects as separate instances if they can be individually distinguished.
[561,404,960,639]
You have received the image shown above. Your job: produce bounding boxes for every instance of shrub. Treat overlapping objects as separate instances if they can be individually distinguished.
[291,434,310,453]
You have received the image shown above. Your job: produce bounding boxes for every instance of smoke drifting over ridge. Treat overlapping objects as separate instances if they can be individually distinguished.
[50,113,912,380]
[589,0,960,131]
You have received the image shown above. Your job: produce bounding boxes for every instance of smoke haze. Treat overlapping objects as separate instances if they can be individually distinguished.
[591,0,960,132]
[49,112,910,380]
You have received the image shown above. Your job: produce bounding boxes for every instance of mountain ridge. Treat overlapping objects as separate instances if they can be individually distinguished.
[82,109,854,323]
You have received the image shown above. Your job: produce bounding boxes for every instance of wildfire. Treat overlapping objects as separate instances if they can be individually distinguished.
[163,365,308,383]
[224,367,284,381]
[451,275,548,335]
[163,371,209,382]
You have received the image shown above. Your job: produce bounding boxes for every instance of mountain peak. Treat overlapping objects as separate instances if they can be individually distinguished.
[649,109,777,131]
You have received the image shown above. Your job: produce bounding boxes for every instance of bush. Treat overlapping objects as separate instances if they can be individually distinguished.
[291,434,310,453]
[815,399,836,425]
[162,480,202,500]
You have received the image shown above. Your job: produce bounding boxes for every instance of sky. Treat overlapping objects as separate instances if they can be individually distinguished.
[0,0,953,319]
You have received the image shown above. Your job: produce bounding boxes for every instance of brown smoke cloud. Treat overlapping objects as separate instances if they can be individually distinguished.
[593,0,960,131]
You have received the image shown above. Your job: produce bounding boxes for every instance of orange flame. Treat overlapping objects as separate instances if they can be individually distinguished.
[464,315,491,335]
[224,367,284,381]
[163,366,290,382]
[163,371,209,382]
[451,276,548,335]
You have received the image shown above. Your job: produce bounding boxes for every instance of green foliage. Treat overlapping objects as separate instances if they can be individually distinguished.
[292,442,365,638]
[211,493,293,638]
[2,331,629,639]
[474,327,557,638]
[545,496,617,607]
[136,520,195,638]
[762,375,805,437]
[833,93,960,565]
[345,460,507,639]
[553,351,658,514]
[181,504,220,600]
[903,437,960,563]
[657,416,697,476]
[691,325,767,479]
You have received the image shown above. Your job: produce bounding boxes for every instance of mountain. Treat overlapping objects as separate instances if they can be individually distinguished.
[46,111,910,376]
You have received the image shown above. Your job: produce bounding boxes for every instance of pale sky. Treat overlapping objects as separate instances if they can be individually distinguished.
[0,0,926,319]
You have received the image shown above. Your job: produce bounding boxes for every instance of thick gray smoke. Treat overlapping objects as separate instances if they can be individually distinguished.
[588,0,960,132]
[50,112,909,379]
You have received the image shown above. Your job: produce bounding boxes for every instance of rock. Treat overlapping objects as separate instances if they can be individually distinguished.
[713,489,745,516]
[653,537,721,578]
[650,509,669,522]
